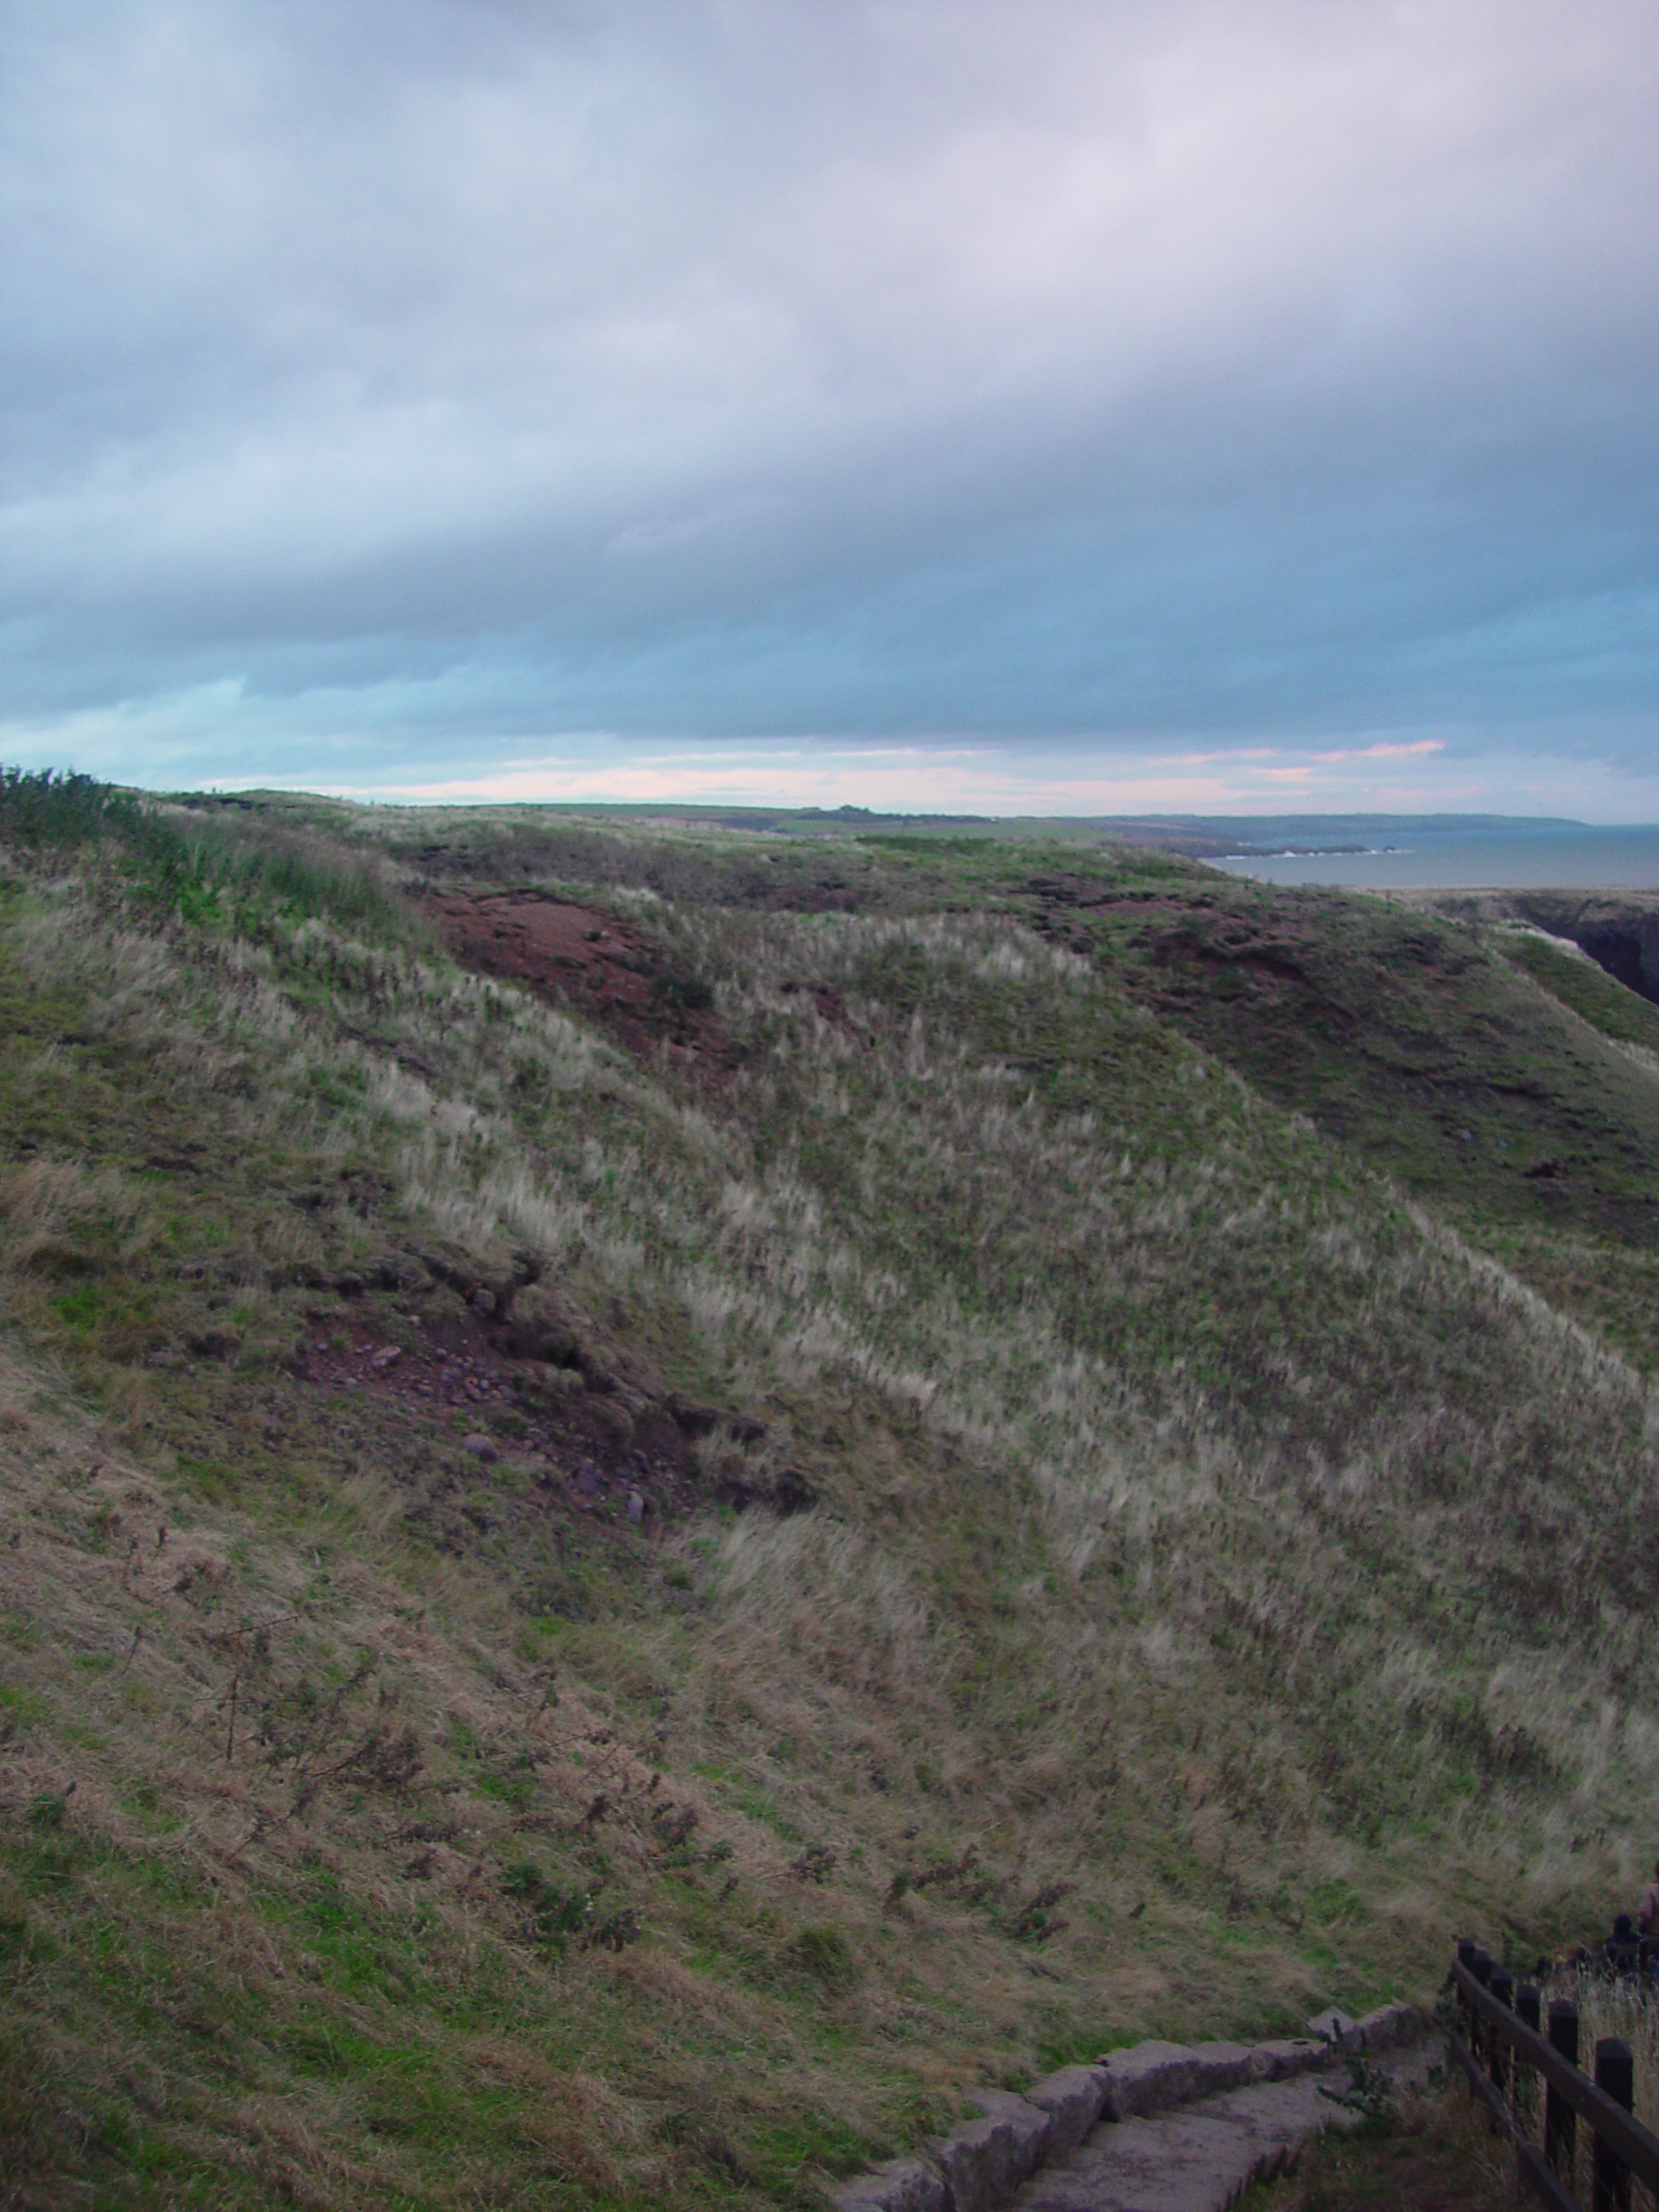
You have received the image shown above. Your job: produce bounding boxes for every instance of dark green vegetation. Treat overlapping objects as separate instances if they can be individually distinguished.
[3,773,1657,2209]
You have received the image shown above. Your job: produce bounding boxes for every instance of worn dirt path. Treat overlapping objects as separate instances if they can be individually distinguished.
[1016,2044,1439,2212]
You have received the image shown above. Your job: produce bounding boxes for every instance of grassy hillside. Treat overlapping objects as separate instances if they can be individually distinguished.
[3,779,1658,2209]
[1497,926,1659,1058]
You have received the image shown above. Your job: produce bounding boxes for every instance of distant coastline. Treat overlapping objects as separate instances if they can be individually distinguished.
[811,809,1659,888]
[1202,821,1659,890]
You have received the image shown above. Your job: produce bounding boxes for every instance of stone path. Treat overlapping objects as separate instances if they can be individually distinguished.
[1014,2042,1439,2212]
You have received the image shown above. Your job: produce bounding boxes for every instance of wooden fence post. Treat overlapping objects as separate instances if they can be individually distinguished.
[1547,1999,1580,2179]
[1457,1938,1478,2062]
[1471,1951,1494,2071]
[1516,1983,1541,2123]
[1490,1966,1513,2098]
[1594,2037,1634,2212]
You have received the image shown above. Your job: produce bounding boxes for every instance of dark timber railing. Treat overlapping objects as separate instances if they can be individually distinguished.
[1451,1940,1659,2212]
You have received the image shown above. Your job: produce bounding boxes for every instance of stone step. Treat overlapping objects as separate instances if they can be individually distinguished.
[833,2005,1427,2212]
[1014,2044,1437,2212]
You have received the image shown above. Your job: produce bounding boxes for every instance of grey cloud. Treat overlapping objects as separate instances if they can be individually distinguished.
[2,0,1656,785]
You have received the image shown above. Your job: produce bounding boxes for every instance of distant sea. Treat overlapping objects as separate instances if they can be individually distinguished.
[1208,823,1659,890]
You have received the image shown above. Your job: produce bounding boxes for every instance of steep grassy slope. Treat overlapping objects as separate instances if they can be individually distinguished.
[3,785,1658,2209]
[1502,929,1659,1052]
[368,802,1659,1368]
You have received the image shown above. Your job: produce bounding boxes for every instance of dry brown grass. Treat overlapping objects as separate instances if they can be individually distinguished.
[1240,2070,1517,2212]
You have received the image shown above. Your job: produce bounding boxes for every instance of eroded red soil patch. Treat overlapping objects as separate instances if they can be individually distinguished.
[424,891,733,1067]
[291,1306,698,1527]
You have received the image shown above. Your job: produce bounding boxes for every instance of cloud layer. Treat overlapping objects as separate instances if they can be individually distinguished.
[3,0,1656,808]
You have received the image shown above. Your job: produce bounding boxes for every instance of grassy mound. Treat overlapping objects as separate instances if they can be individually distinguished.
[2,780,1656,2208]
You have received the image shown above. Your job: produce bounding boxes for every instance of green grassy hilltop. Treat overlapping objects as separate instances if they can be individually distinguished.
[3,776,1658,2209]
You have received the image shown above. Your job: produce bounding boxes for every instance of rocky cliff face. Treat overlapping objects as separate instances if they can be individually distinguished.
[1578,911,1659,1006]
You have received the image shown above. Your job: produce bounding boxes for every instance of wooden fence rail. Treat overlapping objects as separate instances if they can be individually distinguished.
[1450,1942,1659,2212]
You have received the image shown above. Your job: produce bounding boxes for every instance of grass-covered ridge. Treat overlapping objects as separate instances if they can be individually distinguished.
[3,780,1657,2208]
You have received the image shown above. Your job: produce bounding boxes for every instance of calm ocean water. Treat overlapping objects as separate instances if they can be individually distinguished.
[1210,824,1659,890]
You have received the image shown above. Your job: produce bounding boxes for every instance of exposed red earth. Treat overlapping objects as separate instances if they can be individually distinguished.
[289,1301,701,1537]
[423,890,733,1066]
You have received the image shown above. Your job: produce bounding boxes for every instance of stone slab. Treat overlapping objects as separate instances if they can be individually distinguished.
[1026,2066,1112,2163]
[831,2156,949,2212]
[1354,2000,1419,2052]
[1095,2039,1262,2120]
[1190,2044,1259,2096]
[1096,2042,1206,2121]
[1253,2039,1326,2082]
[1303,2002,1420,2056]
[931,2091,1053,2212]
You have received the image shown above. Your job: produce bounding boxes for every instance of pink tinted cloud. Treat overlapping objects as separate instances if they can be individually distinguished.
[1309,741,1448,762]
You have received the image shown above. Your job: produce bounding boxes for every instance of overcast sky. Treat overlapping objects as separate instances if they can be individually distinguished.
[3,1,1656,815]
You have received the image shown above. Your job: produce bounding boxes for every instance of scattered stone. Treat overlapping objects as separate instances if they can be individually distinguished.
[370,1347,402,1371]
[461,1433,499,1463]
[627,1489,645,1525]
